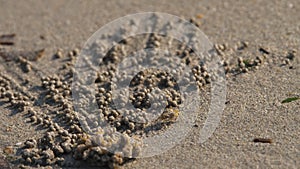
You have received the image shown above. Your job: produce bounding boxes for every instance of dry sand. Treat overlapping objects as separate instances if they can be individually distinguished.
[0,0,299,168]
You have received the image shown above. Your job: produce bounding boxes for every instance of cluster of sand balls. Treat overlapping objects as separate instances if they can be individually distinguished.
[215,41,298,76]
[15,75,129,168]
[214,43,266,75]
[7,48,133,168]
[3,48,142,168]
[0,74,32,112]
[114,69,183,134]
[73,31,219,141]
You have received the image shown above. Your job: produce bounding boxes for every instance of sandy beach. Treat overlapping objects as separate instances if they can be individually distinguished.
[0,0,299,168]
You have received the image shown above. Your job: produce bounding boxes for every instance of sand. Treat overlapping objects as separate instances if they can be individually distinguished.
[0,0,299,168]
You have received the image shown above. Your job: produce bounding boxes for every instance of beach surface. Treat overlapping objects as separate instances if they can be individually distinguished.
[0,0,299,168]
